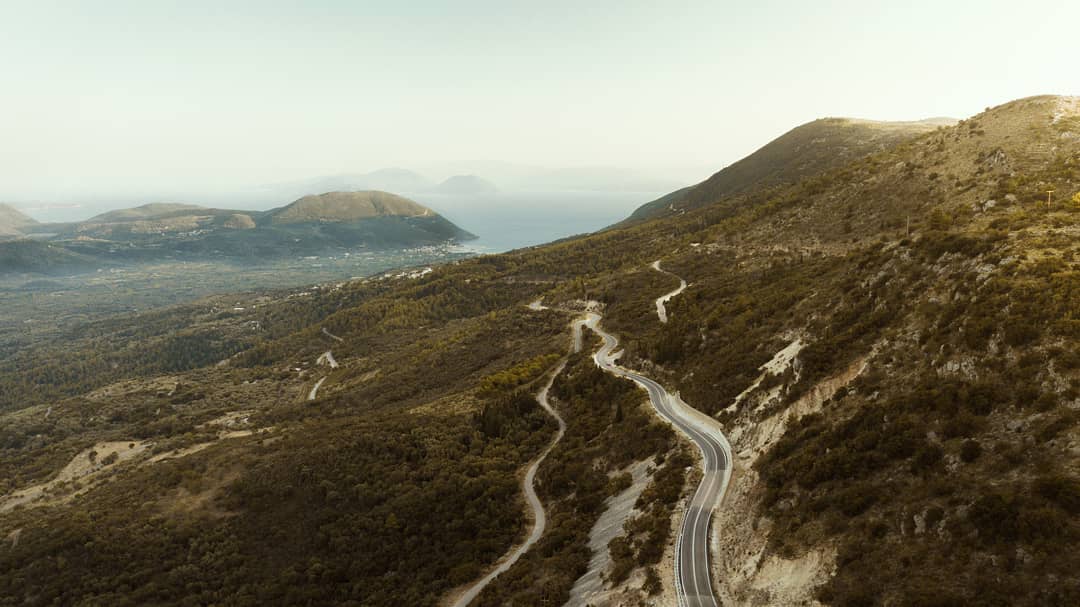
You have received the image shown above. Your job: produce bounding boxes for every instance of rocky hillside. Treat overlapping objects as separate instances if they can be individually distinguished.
[0,96,1076,606]
[625,116,954,223]
[583,94,1080,606]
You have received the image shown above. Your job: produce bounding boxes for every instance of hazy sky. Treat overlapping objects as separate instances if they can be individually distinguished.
[2,0,1079,201]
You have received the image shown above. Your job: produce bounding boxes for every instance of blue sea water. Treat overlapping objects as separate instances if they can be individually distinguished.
[414,191,658,253]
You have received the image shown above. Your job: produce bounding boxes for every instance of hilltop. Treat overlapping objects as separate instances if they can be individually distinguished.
[0,96,1076,607]
[625,116,955,222]
[268,191,434,224]
[85,203,211,224]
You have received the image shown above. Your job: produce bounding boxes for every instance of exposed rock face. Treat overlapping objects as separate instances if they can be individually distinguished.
[712,350,873,606]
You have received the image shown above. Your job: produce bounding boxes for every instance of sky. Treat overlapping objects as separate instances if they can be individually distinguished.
[2,0,1079,203]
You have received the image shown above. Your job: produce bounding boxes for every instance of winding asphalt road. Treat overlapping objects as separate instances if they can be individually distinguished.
[583,312,731,607]
[450,362,568,607]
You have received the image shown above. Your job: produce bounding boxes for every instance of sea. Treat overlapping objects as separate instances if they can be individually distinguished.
[413,190,658,253]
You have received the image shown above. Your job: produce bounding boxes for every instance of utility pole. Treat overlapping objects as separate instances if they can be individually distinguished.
[1047,189,1055,209]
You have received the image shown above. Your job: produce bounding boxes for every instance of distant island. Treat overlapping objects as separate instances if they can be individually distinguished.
[433,175,498,196]
[0,191,475,275]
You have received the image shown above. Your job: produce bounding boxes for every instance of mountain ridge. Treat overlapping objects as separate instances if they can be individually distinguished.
[624,115,957,223]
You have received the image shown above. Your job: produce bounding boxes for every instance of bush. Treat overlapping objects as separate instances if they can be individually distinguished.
[910,444,944,473]
[1034,476,1080,514]
[959,439,982,463]
[642,567,662,595]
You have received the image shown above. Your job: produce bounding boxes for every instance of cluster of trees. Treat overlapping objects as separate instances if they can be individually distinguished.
[476,353,562,401]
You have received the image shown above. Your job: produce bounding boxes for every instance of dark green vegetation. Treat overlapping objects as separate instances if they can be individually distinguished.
[2,191,474,276]
[1,95,1078,606]
[0,240,99,276]
[0,410,549,606]
[0,249,476,413]
[0,262,569,605]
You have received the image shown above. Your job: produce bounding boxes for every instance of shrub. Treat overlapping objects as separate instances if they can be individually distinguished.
[959,439,982,463]
[642,567,662,595]
[1033,476,1080,514]
[910,444,944,473]
[969,493,1019,543]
